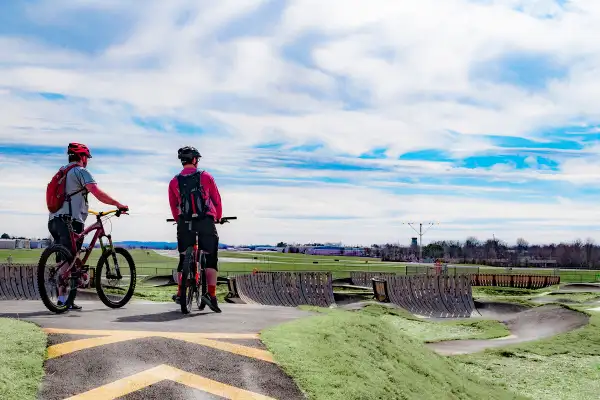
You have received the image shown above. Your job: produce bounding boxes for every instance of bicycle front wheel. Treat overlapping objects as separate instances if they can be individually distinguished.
[180,247,196,314]
[95,247,137,308]
[37,244,76,314]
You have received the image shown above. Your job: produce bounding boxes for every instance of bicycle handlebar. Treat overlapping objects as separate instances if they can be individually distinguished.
[89,207,129,217]
[166,216,237,224]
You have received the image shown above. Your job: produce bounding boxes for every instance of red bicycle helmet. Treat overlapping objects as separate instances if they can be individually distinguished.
[67,142,92,158]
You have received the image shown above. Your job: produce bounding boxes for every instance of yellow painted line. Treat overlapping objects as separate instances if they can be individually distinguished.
[161,334,274,363]
[64,364,277,400]
[43,328,259,339]
[47,334,151,360]
[44,329,273,363]
[62,365,164,400]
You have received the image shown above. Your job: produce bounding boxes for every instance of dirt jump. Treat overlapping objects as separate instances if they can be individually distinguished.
[426,304,589,355]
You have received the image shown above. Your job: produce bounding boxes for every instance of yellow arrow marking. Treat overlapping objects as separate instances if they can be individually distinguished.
[47,333,151,359]
[63,364,277,400]
[44,328,273,363]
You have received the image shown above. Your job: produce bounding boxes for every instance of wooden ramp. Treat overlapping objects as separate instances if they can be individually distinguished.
[230,272,336,308]
[372,274,476,318]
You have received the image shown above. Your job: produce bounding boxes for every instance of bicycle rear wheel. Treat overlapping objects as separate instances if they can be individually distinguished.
[95,247,137,308]
[180,247,196,314]
[37,244,77,314]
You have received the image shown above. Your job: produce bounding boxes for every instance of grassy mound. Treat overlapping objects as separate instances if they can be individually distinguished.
[457,309,600,400]
[261,308,524,400]
[0,318,47,400]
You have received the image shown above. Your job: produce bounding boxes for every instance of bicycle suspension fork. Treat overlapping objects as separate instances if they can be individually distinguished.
[100,234,122,280]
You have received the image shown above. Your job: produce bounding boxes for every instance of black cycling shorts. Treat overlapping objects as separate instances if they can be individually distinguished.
[176,216,219,271]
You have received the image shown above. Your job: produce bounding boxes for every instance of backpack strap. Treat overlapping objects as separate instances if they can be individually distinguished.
[63,164,87,217]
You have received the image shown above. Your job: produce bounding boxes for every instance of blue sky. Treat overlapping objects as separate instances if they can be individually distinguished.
[1,0,600,245]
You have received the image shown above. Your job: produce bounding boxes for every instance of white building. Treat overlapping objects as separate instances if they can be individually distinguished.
[0,239,16,250]
[15,239,31,250]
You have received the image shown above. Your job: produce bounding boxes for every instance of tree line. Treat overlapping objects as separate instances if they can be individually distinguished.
[364,237,600,269]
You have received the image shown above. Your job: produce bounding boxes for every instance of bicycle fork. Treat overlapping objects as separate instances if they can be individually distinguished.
[101,234,122,280]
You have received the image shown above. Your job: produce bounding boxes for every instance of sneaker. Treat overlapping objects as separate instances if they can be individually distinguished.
[172,294,180,304]
[200,294,221,313]
[57,301,82,310]
[198,296,206,311]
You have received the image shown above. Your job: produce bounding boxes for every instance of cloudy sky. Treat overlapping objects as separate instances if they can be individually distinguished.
[1,0,600,246]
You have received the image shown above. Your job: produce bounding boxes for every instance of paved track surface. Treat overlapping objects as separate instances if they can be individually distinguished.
[0,300,313,399]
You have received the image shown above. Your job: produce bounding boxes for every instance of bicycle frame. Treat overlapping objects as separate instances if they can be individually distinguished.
[59,210,121,280]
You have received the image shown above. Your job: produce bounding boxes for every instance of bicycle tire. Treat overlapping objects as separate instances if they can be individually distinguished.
[180,247,195,314]
[95,247,137,308]
[37,244,77,314]
[196,252,207,310]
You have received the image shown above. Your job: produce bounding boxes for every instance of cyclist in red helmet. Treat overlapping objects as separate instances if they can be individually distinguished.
[48,142,128,310]
[169,146,223,313]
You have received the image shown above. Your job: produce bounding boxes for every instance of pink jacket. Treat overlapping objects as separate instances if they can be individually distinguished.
[168,167,222,222]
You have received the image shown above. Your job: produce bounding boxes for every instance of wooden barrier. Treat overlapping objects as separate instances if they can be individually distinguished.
[372,274,476,318]
[0,264,40,300]
[470,274,560,289]
[235,272,335,307]
[350,271,398,288]
[0,263,95,300]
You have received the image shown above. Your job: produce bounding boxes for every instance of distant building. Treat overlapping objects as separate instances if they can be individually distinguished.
[0,239,16,250]
[306,246,366,257]
[411,237,418,247]
[15,239,30,249]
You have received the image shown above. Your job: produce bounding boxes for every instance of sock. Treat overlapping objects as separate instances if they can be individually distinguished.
[58,295,65,303]
[177,272,182,296]
[206,268,217,297]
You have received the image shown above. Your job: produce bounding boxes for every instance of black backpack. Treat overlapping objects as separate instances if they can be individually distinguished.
[177,171,208,223]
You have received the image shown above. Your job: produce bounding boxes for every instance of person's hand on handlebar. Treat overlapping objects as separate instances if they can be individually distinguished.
[115,203,129,216]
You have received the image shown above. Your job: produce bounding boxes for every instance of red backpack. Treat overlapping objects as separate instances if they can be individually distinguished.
[46,164,80,213]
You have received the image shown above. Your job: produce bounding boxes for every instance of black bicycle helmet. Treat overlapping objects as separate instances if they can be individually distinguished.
[177,146,201,163]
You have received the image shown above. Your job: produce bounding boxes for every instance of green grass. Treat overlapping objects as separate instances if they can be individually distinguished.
[455,310,600,400]
[2,249,599,282]
[0,318,47,400]
[261,306,524,400]
[266,290,600,400]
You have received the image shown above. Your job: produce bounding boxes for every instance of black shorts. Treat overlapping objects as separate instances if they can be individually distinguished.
[176,216,219,271]
[48,217,84,261]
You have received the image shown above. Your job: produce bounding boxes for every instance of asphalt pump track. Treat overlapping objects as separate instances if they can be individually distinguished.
[426,302,590,356]
[0,299,315,400]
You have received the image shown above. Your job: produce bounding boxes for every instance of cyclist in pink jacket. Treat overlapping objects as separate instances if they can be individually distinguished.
[168,146,223,313]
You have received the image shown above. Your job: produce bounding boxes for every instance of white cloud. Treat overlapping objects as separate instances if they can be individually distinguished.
[2,0,600,245]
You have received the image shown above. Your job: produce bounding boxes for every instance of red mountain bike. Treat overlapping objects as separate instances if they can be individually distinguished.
[166,216,236,314]
[38,208,136,314]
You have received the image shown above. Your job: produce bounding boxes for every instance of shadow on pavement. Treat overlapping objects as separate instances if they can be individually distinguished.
[0,308,115,319]
[114,310,211,323]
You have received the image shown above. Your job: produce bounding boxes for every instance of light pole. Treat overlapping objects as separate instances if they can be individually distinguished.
[403,222,439,262]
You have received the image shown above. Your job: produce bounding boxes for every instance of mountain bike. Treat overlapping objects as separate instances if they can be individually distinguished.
[166,216,237,314]
[38,208,136,314]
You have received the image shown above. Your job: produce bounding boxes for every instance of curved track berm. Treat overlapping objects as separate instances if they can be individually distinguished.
[235,272,336,307]
[427,304,589,355]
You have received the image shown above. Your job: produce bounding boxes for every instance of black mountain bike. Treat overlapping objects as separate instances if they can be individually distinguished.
[166,216,237,314]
